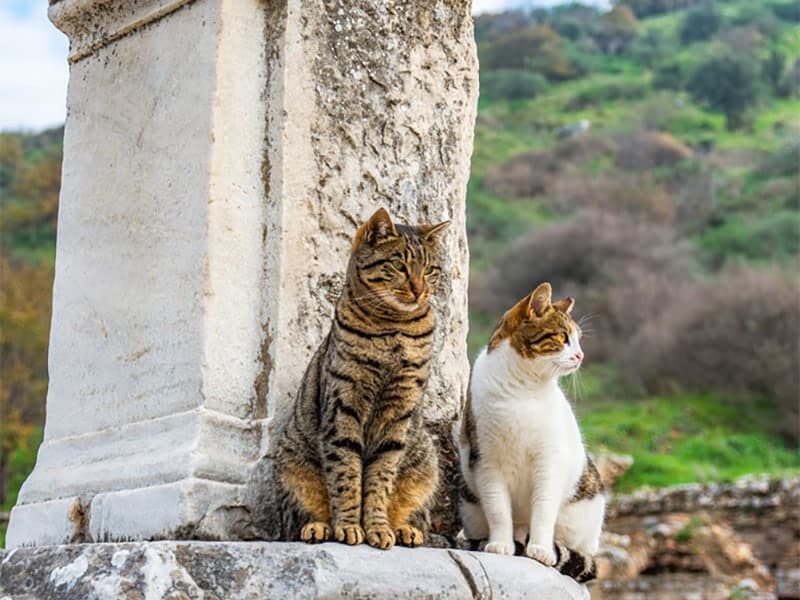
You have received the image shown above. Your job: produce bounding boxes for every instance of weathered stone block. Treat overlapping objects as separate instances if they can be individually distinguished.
[0,542,589,599]
[9,0,476,546]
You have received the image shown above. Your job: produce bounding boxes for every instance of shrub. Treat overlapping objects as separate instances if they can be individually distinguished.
[471,210,693,360]
[479,70,549,101]
[480,25,581,81]
[620,0,692,19]
[481,150,557,198]
[653,60,688,91]
[777,58,800,97]
[481,135,616,199]
[687,52,762,130]
[615,130,693,171]
[700,211,800,267]
[630,29,670,68]
[628,267,800,445]
[594,5,639,55]
[546,172,676,223]
[771,2,800,23]
[679,2,723,44]
[564,78,649,109]
[756,139,800,178]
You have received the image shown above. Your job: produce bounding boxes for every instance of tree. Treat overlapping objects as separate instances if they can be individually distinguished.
[616,0,691,18]
[679,2,722,43]
[479,70,549,101]
[595,4,639,54]
[0,258,52,505]
[762,49,786,95]
[0,146,61,253]
[0,135,23,197]
[480,25,580,81]
[687,53,761,130]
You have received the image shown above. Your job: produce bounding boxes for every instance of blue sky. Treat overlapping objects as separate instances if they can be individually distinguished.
[0,0,610,132]
[0,0,68,131]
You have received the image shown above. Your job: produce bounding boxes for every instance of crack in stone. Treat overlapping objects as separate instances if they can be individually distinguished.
[447,550,491,600]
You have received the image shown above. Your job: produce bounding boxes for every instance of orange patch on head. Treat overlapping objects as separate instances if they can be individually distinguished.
[487,282,579,358]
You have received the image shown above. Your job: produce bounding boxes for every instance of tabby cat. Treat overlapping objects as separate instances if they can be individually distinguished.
[458,282,605,582]
[275,207,449,550]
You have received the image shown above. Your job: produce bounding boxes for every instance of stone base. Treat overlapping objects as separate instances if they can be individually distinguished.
[0,541,589,599]
[7,478,251,548]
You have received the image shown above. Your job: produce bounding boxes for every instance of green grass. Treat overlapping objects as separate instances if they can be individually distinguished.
[578,393,800,491]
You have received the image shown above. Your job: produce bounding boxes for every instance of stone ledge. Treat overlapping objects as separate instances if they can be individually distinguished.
[0,541,589,599]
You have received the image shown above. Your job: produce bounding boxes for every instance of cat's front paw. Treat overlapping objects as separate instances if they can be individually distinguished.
[366,524,396,550]
[300,521,332,543]
[395,524,424,548]
[334,524,365,545]
[526,542,557,566]
[484,541,515,556]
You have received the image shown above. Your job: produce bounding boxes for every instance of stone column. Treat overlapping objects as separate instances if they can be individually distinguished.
[7,0,476,547]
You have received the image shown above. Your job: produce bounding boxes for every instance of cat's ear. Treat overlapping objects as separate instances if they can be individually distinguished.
[418,220,450,242]
[353,208,398,249]
[552,297,575,314]
[527,282,552,318]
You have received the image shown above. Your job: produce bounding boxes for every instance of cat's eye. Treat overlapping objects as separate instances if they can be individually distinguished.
[424,265,434,275]
[391,259,406,272]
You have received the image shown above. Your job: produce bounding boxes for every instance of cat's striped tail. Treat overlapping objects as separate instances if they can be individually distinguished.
[553,542,597,583]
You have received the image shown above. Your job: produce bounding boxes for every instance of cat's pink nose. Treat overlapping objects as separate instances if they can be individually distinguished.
[574,352,583,362]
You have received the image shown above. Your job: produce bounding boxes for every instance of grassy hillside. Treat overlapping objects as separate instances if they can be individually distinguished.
[468,0,799,489]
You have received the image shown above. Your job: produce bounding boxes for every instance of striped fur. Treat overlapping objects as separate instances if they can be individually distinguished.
[458,282,605,583]
[276,208,448,550]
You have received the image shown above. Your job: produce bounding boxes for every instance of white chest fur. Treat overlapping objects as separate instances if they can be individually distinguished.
[470,342,586,497]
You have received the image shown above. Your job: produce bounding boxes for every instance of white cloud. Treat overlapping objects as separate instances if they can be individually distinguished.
[0,4,68,132]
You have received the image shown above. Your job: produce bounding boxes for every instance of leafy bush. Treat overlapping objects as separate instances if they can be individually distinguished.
[628,267,800,444]
[547,172,676,222]
[0,258,52,505]
[546,3,603,41]
[771,1,800,23]
[594,5,639,55]
[615,130,693,171]
[481,136,617,199]
[755,139,800,178]
[729,4,779,37]
[687,52,762,129]
[679,2,723,43]
[700,211,800,267]
[618,0,693,18]
[479,69,550,101]
[479,25,581,81]
[471,210,693,360]
[653,60,689,90]
[629,29,670,67]
[564,78,649,109]
[761,50,787,95]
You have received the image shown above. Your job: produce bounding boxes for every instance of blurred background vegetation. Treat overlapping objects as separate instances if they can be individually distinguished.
[1,0,798,546]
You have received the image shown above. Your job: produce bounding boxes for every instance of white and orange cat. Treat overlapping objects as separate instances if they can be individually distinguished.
[458,282,604,583]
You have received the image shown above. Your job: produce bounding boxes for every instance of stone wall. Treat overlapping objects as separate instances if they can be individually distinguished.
[595,475,800,599]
